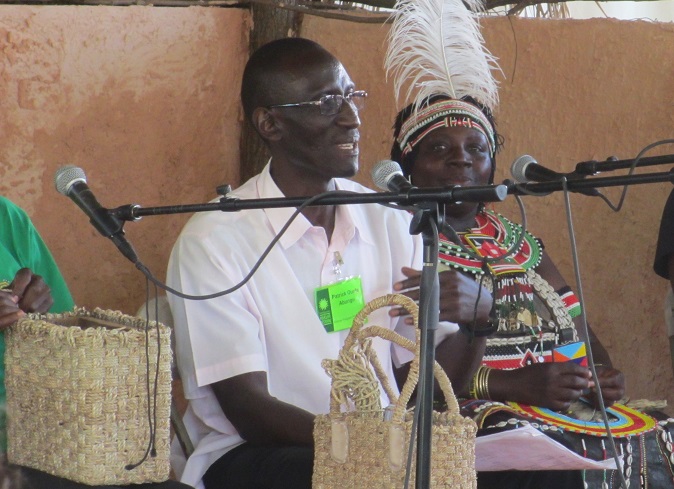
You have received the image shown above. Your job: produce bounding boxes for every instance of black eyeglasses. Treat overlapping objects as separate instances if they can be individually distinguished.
[267,90,367,116]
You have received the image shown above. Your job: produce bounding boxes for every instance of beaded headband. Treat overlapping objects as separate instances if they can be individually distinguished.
[396,98,496,158]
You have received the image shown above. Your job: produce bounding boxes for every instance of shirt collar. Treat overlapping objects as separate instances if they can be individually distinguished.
[256,161,377,249]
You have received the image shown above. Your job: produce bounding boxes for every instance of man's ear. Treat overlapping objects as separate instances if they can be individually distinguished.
[252,107,282,142]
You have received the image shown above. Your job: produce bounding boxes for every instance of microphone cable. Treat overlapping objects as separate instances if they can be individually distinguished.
[123,190,374,470]
[599,139,674,212]
[559,177,628,489]
[133,189,365,301]
[125,278,162,471]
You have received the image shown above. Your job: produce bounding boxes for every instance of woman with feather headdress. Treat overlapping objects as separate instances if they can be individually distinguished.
[388,91,608,488]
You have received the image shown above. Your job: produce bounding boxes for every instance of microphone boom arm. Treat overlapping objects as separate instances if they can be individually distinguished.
[574,154,674,175]
[111,184,509,221]
[507,168,674,195]
[111,169,674,221]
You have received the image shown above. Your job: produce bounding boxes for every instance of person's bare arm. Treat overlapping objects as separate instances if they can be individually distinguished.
[668,255,674,380]
[391,267,490,395]
[211,371,315,446]
[668,254,674,297]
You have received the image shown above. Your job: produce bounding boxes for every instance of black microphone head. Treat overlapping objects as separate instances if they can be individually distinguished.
[371,159,404,191]
[510,154,537,183]
[54,165,87,196]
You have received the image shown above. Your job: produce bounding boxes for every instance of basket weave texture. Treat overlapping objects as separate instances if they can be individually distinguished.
[313,294,477,489]
[5,307,172,485]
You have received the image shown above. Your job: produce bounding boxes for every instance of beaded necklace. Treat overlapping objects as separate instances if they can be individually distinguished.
[439,210,543,332]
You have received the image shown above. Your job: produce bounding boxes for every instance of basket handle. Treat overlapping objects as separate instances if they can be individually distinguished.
[342,294,461,421]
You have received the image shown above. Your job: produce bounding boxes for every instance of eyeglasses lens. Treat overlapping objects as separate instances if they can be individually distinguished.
[319,92,367,116]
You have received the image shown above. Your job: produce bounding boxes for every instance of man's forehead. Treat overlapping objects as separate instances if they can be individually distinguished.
[281,58,352,95]
[285,53,343,77]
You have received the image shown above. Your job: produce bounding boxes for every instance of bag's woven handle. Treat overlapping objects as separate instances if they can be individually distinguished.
[333,293,460,422]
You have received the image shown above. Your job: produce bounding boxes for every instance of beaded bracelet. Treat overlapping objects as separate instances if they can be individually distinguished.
[556,286,582,319]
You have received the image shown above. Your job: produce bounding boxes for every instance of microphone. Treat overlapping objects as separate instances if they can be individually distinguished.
[510,154,569,183]
[54,165,139,264]
[371,159,415,192]
[510,155,599,196]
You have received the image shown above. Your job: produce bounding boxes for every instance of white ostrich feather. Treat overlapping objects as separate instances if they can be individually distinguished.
[385,0,501,111]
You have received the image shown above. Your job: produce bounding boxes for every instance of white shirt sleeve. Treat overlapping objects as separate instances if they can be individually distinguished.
[167,216,268,400]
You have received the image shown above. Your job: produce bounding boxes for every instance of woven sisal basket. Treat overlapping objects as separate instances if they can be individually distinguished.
[313,294,477,489]
[5,307,172,485]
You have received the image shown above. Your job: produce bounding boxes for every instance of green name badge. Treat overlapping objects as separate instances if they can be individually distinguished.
[314,276,365,333]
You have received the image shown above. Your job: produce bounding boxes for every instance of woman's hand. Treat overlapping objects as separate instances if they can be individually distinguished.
[392,267,492,326]
[585,365,625,408]
[489,362,592,411]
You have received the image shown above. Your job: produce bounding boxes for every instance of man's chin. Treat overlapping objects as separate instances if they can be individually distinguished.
[332,159,359,179]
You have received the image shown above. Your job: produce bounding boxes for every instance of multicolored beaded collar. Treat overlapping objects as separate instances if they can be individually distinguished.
[439,210,544,332]
[438,210,542,276]
[506,401,657,438]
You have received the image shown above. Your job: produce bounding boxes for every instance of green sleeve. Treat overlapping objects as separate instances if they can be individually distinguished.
[0,197,74,312]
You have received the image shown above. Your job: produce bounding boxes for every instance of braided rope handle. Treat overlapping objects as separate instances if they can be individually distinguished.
[328,294,460,421]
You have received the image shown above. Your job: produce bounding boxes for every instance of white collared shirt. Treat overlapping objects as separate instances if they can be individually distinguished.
[167,163,441,487]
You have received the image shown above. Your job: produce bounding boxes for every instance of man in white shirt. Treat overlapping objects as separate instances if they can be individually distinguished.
[167,37,492,489]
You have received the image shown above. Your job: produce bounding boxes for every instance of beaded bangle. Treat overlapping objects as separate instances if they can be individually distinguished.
[469,365,492,400]
[556,286,582,319]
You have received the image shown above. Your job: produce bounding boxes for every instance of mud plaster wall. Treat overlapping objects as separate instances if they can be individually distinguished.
[1,9,673,406]
[0,5,249,313]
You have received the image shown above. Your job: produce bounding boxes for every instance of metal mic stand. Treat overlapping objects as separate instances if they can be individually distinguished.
[574,153,674,175]
[408,204,441,489]
[111,185,507,221]
[508,168,674,195]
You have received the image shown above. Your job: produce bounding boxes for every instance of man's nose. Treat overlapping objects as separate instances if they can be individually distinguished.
[335,100,361,128]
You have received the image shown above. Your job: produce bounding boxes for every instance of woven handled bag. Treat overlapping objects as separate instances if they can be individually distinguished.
[313,294,477,489]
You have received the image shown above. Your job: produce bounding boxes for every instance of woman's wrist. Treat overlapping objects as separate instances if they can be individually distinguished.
[469,365,494,400]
